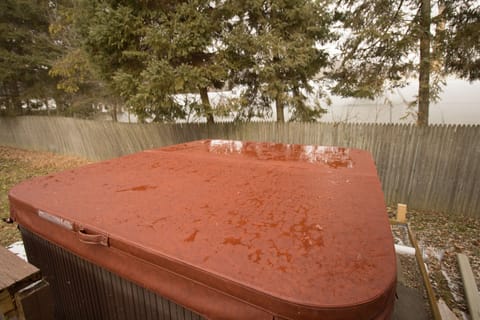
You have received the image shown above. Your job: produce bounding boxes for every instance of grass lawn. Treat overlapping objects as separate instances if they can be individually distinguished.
[0,145,89,246]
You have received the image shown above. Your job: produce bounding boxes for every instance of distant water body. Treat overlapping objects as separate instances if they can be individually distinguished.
[321,78,480,125]
[112,77,479,125]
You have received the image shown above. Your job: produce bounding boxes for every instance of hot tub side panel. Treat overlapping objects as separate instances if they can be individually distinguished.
[20,226,206,320]
[11,198,274,320]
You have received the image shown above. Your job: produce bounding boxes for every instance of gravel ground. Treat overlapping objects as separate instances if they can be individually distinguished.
[389,206,480,320]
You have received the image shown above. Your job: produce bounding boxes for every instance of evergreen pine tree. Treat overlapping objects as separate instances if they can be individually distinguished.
[0,0,60,115]
[225,0,334,122]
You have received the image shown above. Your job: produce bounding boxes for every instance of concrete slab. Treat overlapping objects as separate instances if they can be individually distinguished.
[393,283,429,320]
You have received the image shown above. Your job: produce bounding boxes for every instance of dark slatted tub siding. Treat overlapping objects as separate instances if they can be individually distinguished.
[20,227,205,320]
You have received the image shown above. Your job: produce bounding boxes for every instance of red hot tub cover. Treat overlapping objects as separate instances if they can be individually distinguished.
[9,140,396,320]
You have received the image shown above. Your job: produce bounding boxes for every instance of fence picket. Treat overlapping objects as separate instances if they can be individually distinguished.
[0,116,478,217]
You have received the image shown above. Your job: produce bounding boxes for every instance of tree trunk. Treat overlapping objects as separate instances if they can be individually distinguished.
[45,99,50,116]
[418,0,431,127]
[26,100,32,114]
[199,86,214,124]
[432,0,445,73]
[10,81,22,115]
[54,98,61,115]
[275,96,285,123]
[111,103,118,122]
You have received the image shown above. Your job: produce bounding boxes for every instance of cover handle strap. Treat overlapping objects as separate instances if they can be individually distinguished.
[77,229,109,247]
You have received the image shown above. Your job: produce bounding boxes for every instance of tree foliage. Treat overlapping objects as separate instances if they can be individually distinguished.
[331,0,479,125]
[331,0,416,98]
[1,0,477,123]
[66,0,231,123]
[0,0,61,115]
[51,0,334,123]
[443,0,480,81]
[48,0,123,119]
[224,0,334,122]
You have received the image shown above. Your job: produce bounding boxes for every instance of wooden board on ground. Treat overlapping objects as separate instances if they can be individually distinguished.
[0,246,40,291]
[397,203,407,223]
[15,280,54,320]
[0,245,53,319]
[437,299,458,320]
[457,253,480,320]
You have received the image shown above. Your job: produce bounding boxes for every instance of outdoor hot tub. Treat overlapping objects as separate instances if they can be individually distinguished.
[9,140,396,319]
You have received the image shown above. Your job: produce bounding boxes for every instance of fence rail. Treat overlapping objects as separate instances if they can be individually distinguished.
[1,116,479,217]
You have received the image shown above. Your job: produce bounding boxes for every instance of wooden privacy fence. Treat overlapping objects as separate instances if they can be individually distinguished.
[1,116,479,218]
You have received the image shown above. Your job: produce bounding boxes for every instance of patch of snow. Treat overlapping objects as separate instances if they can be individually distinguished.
[437,299,459,320]
[424,246,446,263]
[392,233,405,246]
[7,241,27,261]
[441,269,462,303]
